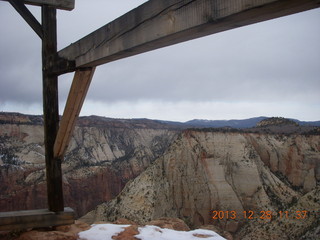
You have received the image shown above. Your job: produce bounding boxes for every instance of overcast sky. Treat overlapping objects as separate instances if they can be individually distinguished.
[0,1,319,122]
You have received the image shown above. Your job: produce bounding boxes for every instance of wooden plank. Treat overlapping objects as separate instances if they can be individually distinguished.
[54,67,95,159]
[56,0,320,74]
[0,0,75,10]
[0,208,74,231]
[8,0,43,39]
[42,5,64,212]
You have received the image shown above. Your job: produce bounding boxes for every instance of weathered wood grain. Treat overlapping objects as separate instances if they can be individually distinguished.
[0,208,74,231]
[54,67,95,159]
[56,0,320,73]
[42,5,64,212]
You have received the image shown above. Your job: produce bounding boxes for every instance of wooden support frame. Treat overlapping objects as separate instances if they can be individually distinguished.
[0,208,74,231]
[0,0,74,10]
[0,0,76,231]
[56,0,320,74]
[54,67,96,159]
[42,5,64,212]
[8,0,43,39]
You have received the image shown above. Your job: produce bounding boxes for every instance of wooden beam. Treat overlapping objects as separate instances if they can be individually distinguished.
[0,208,74,231]
[8,0,43,39]
[56,0,320,73]
[42,5,64,212]
[54,67,95,159]
[0,0,75,10]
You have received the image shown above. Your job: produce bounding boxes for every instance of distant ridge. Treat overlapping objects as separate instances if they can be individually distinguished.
[184,116,268,128]
[1,112,320,128]
[296,119,320,127]
[183,117,320,128]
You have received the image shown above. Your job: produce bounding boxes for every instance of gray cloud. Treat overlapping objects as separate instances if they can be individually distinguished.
[0,1,319,121]
[86,12,320,104]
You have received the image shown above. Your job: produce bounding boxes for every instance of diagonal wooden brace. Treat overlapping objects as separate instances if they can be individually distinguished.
[0,0,75,11]
[54,67,95,159]
[8,0,43,39]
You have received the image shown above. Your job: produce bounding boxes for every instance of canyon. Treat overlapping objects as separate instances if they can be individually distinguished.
[0,113,178,217]
[83,129,320,239]
[1,112,319,239]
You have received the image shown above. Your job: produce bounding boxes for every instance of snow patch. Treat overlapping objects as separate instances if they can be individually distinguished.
[77,224,225,240]
[136,225,226,240]
[78,224,130,240]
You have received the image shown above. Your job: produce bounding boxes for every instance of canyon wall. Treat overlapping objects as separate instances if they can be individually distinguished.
[1,113,319,238]
[84,129,320,238]
[0,115,178,217]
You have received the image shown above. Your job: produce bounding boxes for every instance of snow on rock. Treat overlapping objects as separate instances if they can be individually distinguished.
[136,225,226,240]
[77,224,225,240]
[78,224,130,240]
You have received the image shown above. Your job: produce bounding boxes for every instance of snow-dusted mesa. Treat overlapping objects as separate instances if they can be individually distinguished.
[77,224,225,240]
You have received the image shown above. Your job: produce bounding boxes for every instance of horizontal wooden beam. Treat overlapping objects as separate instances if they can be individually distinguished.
[0,208,74,231]
[56,0,320,73]
[0,0,74,10]
[54,67,95,159]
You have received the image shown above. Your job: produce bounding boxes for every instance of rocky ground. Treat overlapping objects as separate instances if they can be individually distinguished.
[0,218,227,240]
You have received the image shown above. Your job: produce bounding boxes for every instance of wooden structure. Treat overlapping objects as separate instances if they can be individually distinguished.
[0,0,319,231]
[0,0,74,10]
[0,0,76,230]
[0,208,74,231]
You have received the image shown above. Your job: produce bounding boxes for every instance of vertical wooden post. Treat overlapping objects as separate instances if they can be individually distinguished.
[42,5,64,212]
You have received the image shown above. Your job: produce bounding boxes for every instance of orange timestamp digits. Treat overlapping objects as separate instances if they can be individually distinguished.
[278,210,308,219]
[211,211,237,220]
[243,210,272,220]
[211,210,310,220]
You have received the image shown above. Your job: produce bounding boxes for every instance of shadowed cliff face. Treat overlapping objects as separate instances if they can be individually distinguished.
[85,130,320,238]
[0,120,178,217]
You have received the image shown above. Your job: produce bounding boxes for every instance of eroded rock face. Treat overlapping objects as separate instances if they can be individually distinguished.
[0,118,178,217]
[236,186,320,240]
[247,134,319,192]
[85,130,319,237]
[1,113,319,239]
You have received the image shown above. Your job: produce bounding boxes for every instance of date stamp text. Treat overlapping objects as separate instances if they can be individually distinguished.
[211,210,310,220]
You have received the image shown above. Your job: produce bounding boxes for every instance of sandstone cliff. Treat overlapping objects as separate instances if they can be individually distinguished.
[84,130,320,239]
[1,113,319,239]
[0,113,178,217]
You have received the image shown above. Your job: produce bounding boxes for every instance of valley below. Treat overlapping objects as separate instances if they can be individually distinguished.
[0,112,319,239]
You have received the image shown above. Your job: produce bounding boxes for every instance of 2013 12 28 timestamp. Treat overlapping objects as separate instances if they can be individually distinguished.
[211,210,309,220]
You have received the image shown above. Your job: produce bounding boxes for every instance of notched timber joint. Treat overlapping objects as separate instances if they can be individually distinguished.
[46,54,76,76]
